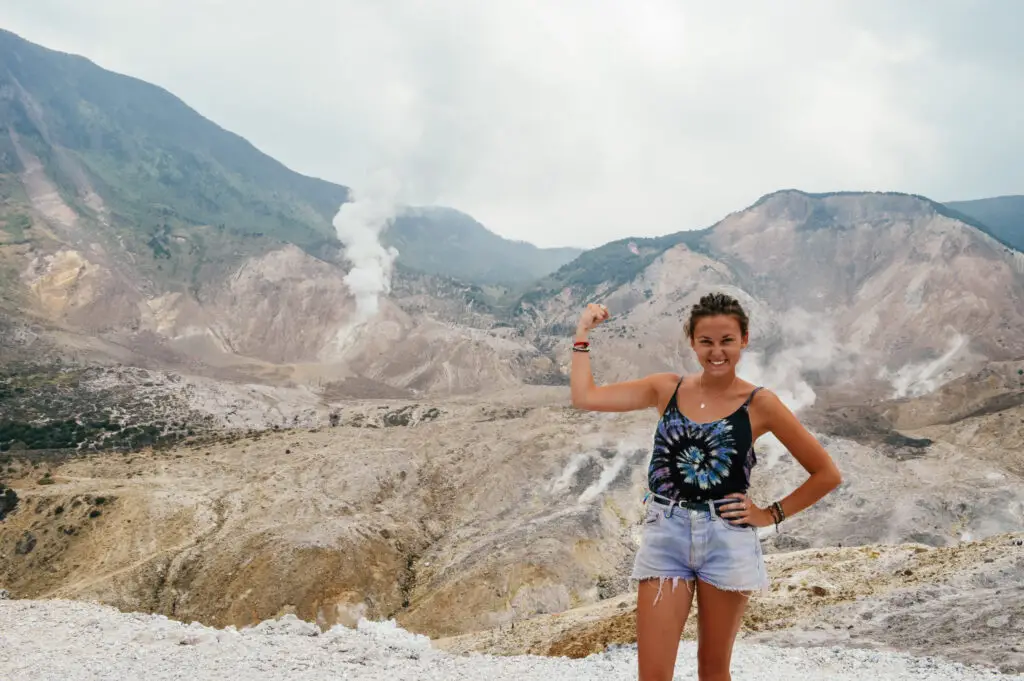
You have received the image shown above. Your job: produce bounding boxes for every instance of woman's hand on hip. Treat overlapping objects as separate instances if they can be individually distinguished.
[719,493,773,528]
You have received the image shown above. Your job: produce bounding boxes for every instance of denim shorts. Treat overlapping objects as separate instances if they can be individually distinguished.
[631,496,770,597]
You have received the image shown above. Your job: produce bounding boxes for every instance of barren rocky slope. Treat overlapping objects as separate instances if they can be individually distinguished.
[5,598,1021,681]
[2,384,1021,671]
[7,138,1024,401]
[437,533,1024,675]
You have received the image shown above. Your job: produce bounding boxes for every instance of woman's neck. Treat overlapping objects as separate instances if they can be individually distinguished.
[699,370,737,391]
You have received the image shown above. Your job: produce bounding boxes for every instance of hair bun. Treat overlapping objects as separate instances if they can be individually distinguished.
[685,291,749,339]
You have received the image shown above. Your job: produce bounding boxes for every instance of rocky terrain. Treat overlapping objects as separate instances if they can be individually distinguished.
[5,598,1020,681]
[437,532,1024,675]
[1,383,1022,671]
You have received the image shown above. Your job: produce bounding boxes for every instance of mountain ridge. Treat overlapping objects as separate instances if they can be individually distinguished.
[0,28,578,290]
[944,194,1024,252]
[385,206,584,287]
[0,27,348,245]
[514,187,1024,320]
[3,28,1024,410]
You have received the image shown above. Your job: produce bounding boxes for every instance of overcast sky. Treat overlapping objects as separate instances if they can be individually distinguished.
[4,1,1022,248]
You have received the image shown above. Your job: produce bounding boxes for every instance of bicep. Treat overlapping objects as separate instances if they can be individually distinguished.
[575,373,674,413]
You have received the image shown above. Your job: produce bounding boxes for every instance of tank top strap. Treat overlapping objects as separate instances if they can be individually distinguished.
[662,374,687,414]
[742,386,764,408]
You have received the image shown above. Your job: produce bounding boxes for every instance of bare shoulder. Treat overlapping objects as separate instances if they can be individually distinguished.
[747,385,784,412]
[746,387,801,437]
[650,372,682,413]
[652,371,682,392]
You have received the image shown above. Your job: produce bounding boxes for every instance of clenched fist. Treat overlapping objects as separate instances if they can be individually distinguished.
[576,303,609,337]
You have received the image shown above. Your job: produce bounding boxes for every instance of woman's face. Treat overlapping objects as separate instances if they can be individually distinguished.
[689,315,748,376]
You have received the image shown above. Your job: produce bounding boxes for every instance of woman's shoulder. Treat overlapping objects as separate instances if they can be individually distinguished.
[649,371,684,391]
[643,372,684,403]
[742,383,784,411]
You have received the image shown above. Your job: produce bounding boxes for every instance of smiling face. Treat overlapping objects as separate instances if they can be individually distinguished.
[689,314,748,376]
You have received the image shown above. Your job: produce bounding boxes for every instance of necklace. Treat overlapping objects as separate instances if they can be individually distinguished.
[699,372,736,409]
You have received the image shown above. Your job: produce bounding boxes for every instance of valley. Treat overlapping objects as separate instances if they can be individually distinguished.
[2,383,1022,671]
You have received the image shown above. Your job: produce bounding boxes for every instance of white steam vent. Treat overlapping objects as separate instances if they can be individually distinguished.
[332,171,401,326]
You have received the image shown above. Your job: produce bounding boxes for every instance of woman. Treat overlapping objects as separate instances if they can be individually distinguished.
[570,292,842,681]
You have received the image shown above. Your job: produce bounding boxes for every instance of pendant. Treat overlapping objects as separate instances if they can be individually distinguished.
[699,402,706,409]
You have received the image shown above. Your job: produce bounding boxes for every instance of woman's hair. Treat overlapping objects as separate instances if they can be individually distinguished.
[685,292,749,339]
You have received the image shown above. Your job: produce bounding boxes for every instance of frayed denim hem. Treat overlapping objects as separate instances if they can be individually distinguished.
[633,575,770,605]
[632,575,696,606]
[693,574,771,597]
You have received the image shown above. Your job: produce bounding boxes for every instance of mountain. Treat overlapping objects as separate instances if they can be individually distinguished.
[944,195,1024,252]
[0,28,569,296]
[5,185,1023,463]
[0,28,589,401]
[0,29,347,252]
[386,207,583,287]
[512,190,1024,404]
[3,30,1024,420]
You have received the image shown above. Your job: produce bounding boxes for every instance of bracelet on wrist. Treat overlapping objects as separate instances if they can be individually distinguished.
[769,501,786,530]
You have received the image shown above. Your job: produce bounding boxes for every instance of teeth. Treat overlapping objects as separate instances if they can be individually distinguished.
[710,360,727,365]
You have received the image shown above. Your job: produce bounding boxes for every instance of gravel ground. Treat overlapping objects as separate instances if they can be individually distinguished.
[0,600,1020,680]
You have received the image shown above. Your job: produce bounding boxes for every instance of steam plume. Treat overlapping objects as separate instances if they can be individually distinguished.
[332,171,401,325]
[878,332,969,398]
[741,307,848,413]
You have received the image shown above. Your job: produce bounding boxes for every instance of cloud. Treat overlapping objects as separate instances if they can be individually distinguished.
[3,1,1022,248]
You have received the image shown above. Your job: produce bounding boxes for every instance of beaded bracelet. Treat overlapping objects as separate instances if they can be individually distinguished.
[769,501,786,530]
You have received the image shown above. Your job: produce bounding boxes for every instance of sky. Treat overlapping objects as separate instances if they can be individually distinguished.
[3,0,1022,248]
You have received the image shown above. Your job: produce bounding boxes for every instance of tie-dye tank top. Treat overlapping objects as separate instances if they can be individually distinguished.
[647,377,763,502]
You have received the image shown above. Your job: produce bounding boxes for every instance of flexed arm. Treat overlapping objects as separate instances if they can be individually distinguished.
[569,303,675,413]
